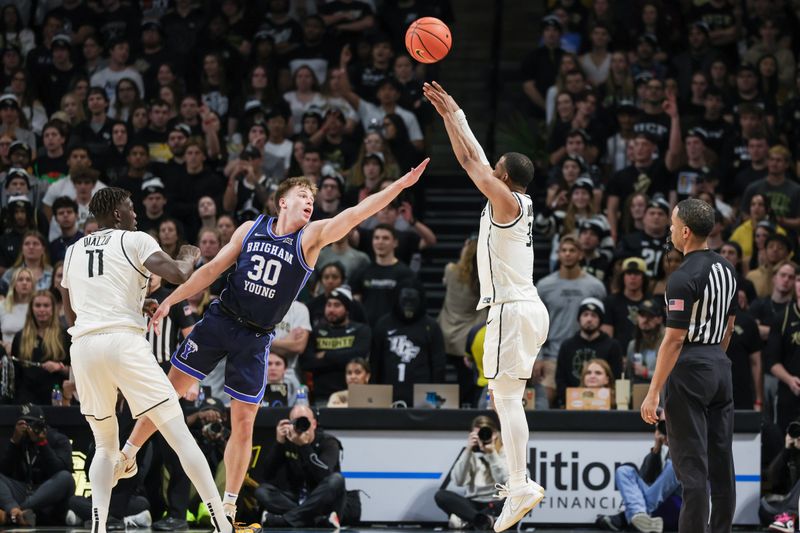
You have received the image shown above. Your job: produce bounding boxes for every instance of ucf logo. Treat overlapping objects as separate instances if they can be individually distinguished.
[791,331,800,346]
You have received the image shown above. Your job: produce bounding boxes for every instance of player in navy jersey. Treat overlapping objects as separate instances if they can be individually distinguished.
[120,160,429,523]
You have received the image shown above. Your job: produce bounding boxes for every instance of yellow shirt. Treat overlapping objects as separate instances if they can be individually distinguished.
[729,219,787,259]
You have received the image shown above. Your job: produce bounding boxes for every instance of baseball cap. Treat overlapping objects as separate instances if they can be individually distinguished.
[647,195,671,215]
[244,99,265,115]
[637,33,658,47]
[578,297,605,321]
[363,152,385,170]
[141,19,163,32]
[571,176,594,194]
[579,217,606,238]
[622,256,647,275]
[634,71,654,86]
[5,168,30,188]
[691,20,711,35]
[616,99,639,114]
[766,233,793,251]
[562,153,587,172]
[51,33,72,49]
[541,14,563,32]
[686,127,708,144]
[327,285,353,311]
[141,177,166,197]
[198,396,225,414]
[637,298,662,317]
[0,94,19,109]
[635,131,660,145]
[18,403,44,422]
[8,140,30,156]
[170,123,192,137]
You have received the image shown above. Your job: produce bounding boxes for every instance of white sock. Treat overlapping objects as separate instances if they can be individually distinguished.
[87,417,119,533]
[157,415,232,533]
[121,440,140,460]
[490,376,530,490]
[223,492,238,507]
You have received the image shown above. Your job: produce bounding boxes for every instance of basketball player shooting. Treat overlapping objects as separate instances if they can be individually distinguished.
[424,81,550,532]
[121,159,429,525]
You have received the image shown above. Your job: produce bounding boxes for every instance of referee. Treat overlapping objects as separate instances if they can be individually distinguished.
[641,199,738,533]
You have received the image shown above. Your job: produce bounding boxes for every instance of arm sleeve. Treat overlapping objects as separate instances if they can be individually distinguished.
[453,110,490,166]
[664,270,696,329]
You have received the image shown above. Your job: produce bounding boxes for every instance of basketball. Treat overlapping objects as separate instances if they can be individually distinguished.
[405,17,452,64]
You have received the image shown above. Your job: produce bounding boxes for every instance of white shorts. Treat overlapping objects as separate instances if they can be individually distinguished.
[71,331,180,426]
[483,299,549,381]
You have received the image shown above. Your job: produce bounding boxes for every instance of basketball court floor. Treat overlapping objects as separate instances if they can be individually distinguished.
[0,528,768,532]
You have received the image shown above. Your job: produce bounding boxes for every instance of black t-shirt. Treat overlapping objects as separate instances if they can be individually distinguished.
[304,320,372,402]
[766,303,800,381]
[554,331,623,408]
[39,64,79,115]
[691,3,738,64]
[520,46,564,100]
[33,154,69,184]
[319,137,359,171]
[350,261,415,326]
[732,165,768,201]
[726,92,777,121]
[749,297,791,328]
[261,15,303,49]
[618,230,668,277]
[693,117,731,156]
[665,249,737,351]
[49,4,100,37]
[12,329,71,405]
[186,168,226,206]
[603,292,646,353]
[727,310,761,409]
[608,159,671,204]
[137,212,168,238]
[49,231,83,264]
[318,1,374,48]
[98,4,141,45]
[349,64,389,103]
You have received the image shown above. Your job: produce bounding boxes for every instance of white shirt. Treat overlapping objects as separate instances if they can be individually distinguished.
[263,139,293,180]
[90,67,145,107]
[357,100,423,142]
[477,192,539,309]
[273,300,312,390]
[62,229,162,339]
[43,177,106,241]
[283,91,327,135]
[0,302,27,345]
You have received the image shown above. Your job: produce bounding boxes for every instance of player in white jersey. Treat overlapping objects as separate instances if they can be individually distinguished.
[425,82,549,532]
[59,188,248,533]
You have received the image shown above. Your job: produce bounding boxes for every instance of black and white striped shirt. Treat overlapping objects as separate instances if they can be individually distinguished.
[665,249,737,345]
[144,288,196,368]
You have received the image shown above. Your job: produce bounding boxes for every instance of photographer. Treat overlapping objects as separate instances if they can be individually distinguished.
[0,404,73,526]
[187,397,229,479]
[760,419,800,532]
[256,405,349,528]
[597,416,680,533]
[434,416,507,530]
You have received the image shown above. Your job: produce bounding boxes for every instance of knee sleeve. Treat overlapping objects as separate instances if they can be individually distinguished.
[87,417,119,458]
[142,397,183,427]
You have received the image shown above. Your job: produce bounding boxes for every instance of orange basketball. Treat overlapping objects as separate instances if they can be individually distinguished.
[405,17,452,64]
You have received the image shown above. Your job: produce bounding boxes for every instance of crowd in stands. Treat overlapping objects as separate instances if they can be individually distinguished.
[0,0,797,530]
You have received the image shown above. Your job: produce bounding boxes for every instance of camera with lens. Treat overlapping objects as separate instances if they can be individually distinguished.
[788,421,800,439]
[292,416,311,434]
[27,419,46,434]
[472,426,494,452]
[202,421,229,441]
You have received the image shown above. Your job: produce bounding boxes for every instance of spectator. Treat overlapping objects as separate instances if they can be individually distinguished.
[625,298,665,384]
[434,416,507,531]
[649,247,683,299]
[48,197,82,264]
[223,145,269,223]
[216,215,236,247]
[604,100,638,175]
[743,18,795,96]
[691,86,730,158]
[283,66,325,136]
[315,236,370,283]
[730,193,787,267]
[350,224,415,327]
[732,136,769,207]
[580,359,616,398]
[578,217,612,283]
[759,420,800,531]
[0,267,33,352]
[339,48,424,150]
[556,298,623,407]
[265,352,297,408]
[606,100,681,240]
[356,200,434,264]
[11,290,70,405]
[3,232,52,291]
[116,82,144,124]
[262,110,292,181]
[257,405,349,528]
[741,146,800,231]
[602,257,649,354]
[750,261,797,341]
[579,23,611,86]
[304,286,371,405]
[599,417,679,533]
[183,140,226,208]
[10,69,46,136]
[537,235,607,407]
[157,219,186,260]
[0,404,74,526]
[73,88,114,169]
[33,121,69,185]
[90,37,144,106]
[345,33,393,103]
[383,112,423,174]
[327,358,370,408]
[313,174,345,219]
[319,0,375,50]
[371,280,445,405]
[271,300,313,394]
[618,196,671,277]
[766,268,800,431]
[671,22,716,104]
[747,233,793,298]
[0,95,35,151]
[437,236,487,405]
[37,34,77,116]
[521,15,564,118]
[728,296,763,411]
[308,263,364,325]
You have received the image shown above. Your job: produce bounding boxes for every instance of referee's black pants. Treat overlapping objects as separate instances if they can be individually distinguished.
[665,354,735,533]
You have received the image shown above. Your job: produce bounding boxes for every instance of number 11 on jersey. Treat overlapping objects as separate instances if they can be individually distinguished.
[86,249,104,277]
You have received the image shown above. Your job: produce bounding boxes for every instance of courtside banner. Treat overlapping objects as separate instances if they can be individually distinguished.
[338,429,760,525]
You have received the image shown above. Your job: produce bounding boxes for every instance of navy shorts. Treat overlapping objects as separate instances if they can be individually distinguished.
[170,302,275,404]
